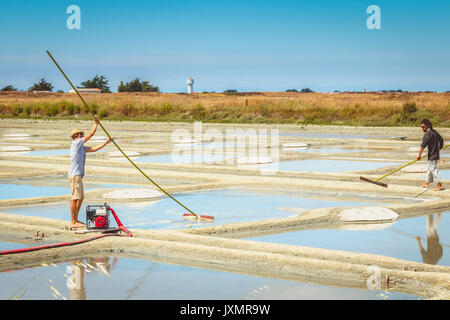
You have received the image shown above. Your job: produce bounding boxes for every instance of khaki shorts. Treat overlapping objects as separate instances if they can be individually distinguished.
[70,175,84,200]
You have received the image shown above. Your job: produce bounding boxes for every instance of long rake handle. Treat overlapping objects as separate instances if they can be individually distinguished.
[46,50,199,218]
[375,144,449,182]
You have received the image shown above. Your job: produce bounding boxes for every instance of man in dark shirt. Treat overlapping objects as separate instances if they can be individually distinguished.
[417,119,444,191]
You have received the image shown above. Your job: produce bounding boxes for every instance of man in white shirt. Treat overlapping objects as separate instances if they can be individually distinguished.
[69,116,112,228]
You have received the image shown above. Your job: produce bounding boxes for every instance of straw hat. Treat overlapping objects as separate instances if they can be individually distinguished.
[70,128,84,138]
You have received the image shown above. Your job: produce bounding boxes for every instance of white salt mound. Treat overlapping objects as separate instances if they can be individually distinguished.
[173,139,197,144]
[401,164,427,173]
[125,200,160,208]
[3,133,31,139]
[90,135,108,142]
[334,221,396,231]
[408,146,420,152]
[102,188,163,199]
[339,207,399,222]
[237,156,273,164]
[109,150,141,157]
[0,146,31,152]
[282,143,309,149]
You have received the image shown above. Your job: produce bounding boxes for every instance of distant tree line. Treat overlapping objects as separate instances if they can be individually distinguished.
[1,78,56,92]
[223,89,238,94]
[29,78,54,92]
[0,75,159,93]
[80,75,111,93]
[285,88,314,93]
[118,78,159,92]
[1,80,445,94]
[0,85,18,91]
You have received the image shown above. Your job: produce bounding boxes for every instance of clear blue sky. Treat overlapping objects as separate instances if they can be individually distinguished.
[0,0,449,92]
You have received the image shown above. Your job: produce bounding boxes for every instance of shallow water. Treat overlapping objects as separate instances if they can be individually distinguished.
[129,147,373,165]
[284,146,369,153]
[280,132,378,139]
[135,152,241,164]
[247,212,450,266]
[26,149,69,156]
[133,155,403,172]
[242,159,401,173]
[0,255,420,300]
[0,126,444,301]
[3,188,424,230]
[0,183,73,200]
[25,149,107,157]
[440,170,449,180]
[408,169,449,181]
[0,180,152,200]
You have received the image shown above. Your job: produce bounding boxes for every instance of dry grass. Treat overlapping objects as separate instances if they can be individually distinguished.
[1,91,449,127]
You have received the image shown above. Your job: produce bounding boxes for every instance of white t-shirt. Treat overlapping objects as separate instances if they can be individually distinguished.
[68,138,88,177]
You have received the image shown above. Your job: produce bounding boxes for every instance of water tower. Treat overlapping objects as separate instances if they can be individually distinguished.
[187,77,194,94]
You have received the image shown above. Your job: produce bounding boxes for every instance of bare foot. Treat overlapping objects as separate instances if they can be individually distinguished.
[421,183,429,188]
[70,221,86,229]
[433,185,444,191]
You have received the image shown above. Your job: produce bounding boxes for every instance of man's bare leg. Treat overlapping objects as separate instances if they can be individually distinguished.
[75,198,83,218]
[71,199,85,228]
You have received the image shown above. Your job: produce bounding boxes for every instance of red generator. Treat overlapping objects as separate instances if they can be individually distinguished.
[86,203,111,230]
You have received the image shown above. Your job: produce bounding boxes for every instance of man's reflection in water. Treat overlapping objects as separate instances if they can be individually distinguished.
[67,260,86,300]
[416,213,443,265]
[66,257,118,300]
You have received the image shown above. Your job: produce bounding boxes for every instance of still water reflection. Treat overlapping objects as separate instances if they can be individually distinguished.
[248,212,449,266]
[1,256,420,300]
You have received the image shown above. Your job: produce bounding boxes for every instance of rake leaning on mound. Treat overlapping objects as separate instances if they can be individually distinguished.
[68,115,113,229]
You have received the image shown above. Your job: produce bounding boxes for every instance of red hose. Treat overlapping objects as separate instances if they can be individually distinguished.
[0,234,112,255]
[110,207,132,237]
[0,206,132,256]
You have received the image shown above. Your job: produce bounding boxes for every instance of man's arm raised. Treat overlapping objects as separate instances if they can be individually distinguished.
[86,137,112,153]
[83,115,99,143]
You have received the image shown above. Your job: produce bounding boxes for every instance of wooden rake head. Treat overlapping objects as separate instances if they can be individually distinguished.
[360,176,388,188]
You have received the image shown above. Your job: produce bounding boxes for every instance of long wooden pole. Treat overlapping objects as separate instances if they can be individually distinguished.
[46,50,203,219]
